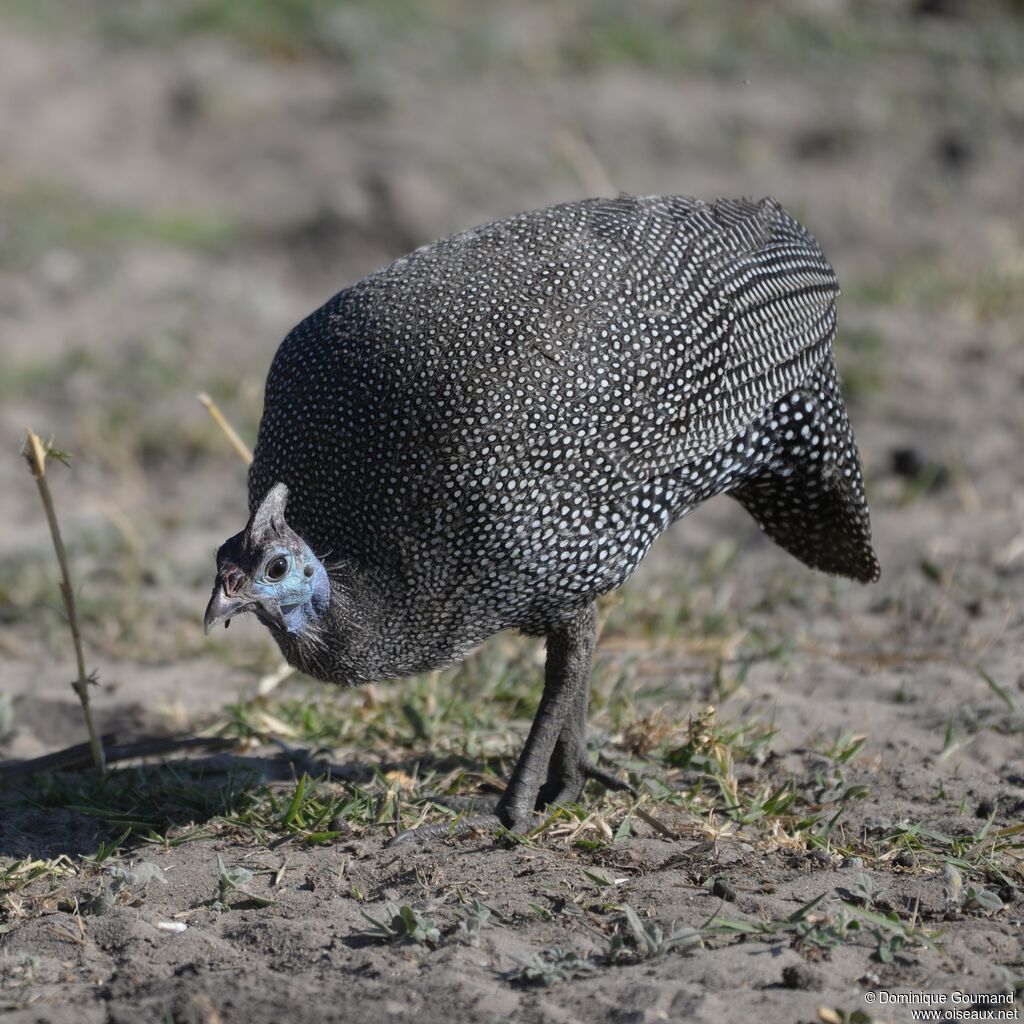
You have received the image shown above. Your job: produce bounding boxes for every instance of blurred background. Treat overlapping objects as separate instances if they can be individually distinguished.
[1,0,1022,754]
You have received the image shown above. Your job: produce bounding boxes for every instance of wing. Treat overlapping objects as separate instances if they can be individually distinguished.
[574,195,841,479]
[404,193,841,485]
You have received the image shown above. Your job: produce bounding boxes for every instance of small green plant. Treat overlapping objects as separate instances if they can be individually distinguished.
[107,861,167,895]
[507,948,598,986]
[711,889,937,962]
[963,885,1004,913]
[357,903,440,946]
[851,873,876,908]
[213,856,273,912]
[77,860,167,918]
[453,899,492,946]
[850,903,938,963]
[879,817,1022,890]
[821,730,869,766]
[872,928,907,964]
[977,668,1016,713]
[608,904,702,961]
[793,903,860,956]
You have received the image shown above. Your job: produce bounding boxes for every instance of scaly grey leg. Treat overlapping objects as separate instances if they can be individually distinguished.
[494,603,599,832]
[389,602,633,845]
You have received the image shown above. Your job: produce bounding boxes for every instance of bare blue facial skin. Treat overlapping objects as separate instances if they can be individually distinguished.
[205,484,336,639]
[252,544,330,634]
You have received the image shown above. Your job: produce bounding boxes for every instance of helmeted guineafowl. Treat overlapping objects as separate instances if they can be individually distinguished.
[205,194,880,839]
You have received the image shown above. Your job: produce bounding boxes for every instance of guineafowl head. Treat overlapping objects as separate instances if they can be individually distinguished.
[204,483,330,637]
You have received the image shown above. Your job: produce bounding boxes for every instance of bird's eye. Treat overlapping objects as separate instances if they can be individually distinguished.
[265,555,289,582]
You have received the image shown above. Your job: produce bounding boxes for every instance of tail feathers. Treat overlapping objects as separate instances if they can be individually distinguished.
[729,355,880,584]
[730,470,880,583]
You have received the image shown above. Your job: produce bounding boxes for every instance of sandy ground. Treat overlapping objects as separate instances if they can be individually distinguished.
[1,3,1023,1022]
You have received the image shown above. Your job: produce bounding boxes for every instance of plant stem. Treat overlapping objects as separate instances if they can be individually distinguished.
[23,429,106,774]
[198,392,253,465]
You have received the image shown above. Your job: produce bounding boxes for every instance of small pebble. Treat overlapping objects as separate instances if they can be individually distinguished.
[156,921,188,933]
[711,878,737,902]
[890,446,926,478]
[935,132,973,172]
[782,964,823,991]
[975,798,996,819]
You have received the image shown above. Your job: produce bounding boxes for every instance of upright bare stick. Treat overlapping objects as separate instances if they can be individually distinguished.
[23,429,106,774]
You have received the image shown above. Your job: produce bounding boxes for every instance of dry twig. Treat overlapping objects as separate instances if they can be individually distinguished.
[198,391,254,465]
[22,429,106,774]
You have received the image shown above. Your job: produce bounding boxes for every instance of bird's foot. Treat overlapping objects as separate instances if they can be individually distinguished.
[487,750,636,841]
[387,755,635,846]
[536,753,637,810]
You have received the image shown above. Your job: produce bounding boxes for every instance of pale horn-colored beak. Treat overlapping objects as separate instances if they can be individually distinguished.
[203,584,251,635]
[204,582,289,634]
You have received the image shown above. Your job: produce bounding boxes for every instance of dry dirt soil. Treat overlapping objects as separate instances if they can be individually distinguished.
[1,3,1023,1023]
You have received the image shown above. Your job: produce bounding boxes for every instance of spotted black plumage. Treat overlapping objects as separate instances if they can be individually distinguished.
[207,194,879,838]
